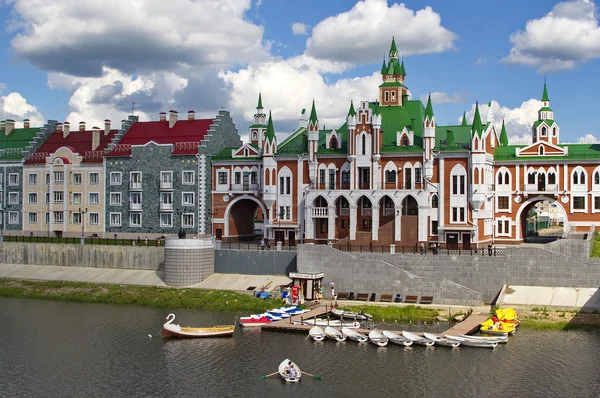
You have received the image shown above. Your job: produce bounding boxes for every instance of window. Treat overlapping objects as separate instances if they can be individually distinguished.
[452,175,458,195]
[539,147,544,155]
[596,171,600,185]
[391,91,396,102]
[28,212,37,224]
[497,220,511,235]
[431,221,438,235]
[573,196,586,210]
[110,213,121,227]
[28,173,38,186]
[415,167,422,185]
[404,168,412,189]
[72,193,82,205]
[286,177,291,194]
[89,172,99,185]
[28,193,38,205]
[130,213,142,227]
[182,171,194,185]
[54,171,64,184]
[384,91,389,102]
[251,172,257,184]
[279,206,285,219]
[45,193,50,204]
[89,213,99,225]
[385,170,396,183]
[8,212,18,224]
[553,127,557,137]
[160,171,173,189]
[130,171,142,188]
[182,214,194,228]
[89,193,99,205]
[548,173,556,185]
[596,197,600,210]
[342,171,350,184]
[160,192,173,210]
[460,176,465,194]
[217,172,227,185]
[45,173,50,185]
[8,173,19,186]
[72,173,81,185]
[362,135,366,156]
[285,206,291,220]
[182,192,194,206]
[110,172,122,185]
[45,213,50,224]
[72,213,81,225]
[319,169,325,184]
[451,207,465,222]
[53,211,63,223]
[8,192,18,204]
[280,177,285,194]
[431,195,438,209]
[541,126,547,136]
[110,192,121,206]
[252,131,257,140]
[573,173,578,185]
[460,207,465,222]
[329,169,335,190]
[160,213,173,227]
[341,220,347,228]
[528,173,536,184]
[130,192,142,205]
[53,191,64,204]
[234,172,241,185]
[498,196,509,210]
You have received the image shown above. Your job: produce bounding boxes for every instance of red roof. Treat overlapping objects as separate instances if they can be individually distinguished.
[106,119,213,157]
[25,129,118,164]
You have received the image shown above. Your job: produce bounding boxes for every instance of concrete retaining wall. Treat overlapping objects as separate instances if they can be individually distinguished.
[214,249,297,275]
[0,242,164,270]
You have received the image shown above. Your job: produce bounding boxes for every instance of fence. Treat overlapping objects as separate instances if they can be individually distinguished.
[217,241,296,251]
[1,235,164,247]
[332,242,506,256]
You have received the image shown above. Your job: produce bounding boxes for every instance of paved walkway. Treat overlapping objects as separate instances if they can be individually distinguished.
[500,285,600,310]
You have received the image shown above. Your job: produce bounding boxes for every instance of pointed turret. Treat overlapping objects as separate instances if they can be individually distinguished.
[400,54,406,76]
[499,119,509,146]
[389,36,398,58]
[380,58,387,75]
[471,102,484,137]
[257,92,263,110]
[348,101,356,117]
[265,111,275,141]
[461,111,468,126]
[541,83,550,102]
[308,100,319,131]
[425,94,434,120]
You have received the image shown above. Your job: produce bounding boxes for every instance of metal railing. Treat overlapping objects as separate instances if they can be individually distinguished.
[332,242,506,256]
[217,241,297,251]
[1,235,165,246]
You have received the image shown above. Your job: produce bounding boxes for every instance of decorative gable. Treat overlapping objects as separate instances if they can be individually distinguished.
[232,143,260,159]
[325,130,342,149]
[516,141,567,157]
[396,127,414,146]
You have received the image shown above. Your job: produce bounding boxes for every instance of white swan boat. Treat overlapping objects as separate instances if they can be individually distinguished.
[423,332,461,348]
[444,335,498,348]
[294,319,360,328]
[278,359,301,383]
[341,327,368,343]
[368,330,389,347]
[402,331,435,347]
[309,326,325,342]
[457,334,508,343]
[324,326,346,342]
[382,330,413,347]
[162,314,235,338]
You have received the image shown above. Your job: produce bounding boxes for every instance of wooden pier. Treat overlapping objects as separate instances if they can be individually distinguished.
[442,314,489,336]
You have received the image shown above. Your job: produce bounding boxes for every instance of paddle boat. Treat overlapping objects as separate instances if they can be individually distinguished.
[368,330,389,347]
[382,330,413,347]
[341,327,368,343]
[444,335,498,348]
[402,331,435,347]
[240,313,282,327]
[162,314,235,337]
[324,326,346,342]
[330,308,373,320]
[278,359,301,383]
[423,332,461,348]
[309,326,325,342]
[480,318,516,335]
[496,307,519,327]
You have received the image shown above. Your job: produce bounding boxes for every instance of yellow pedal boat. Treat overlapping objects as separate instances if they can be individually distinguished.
[480,318,516,335]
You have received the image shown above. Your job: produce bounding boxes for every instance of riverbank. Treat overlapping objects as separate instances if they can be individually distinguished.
[0,279,283,312]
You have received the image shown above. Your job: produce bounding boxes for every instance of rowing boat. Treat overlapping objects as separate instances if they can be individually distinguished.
[330,308,373,320]
[444,335,498,348]
[342,327,368,343]
[162,314,235,337]
[457,334,508,343]
[402,331,435,347]
[309,326,325,342]
[382,330,413,347]
[324,326,346,342]
[278,359,301,383]
[368,330,389,347]
[422,332,461,348]
[293,319,360,328]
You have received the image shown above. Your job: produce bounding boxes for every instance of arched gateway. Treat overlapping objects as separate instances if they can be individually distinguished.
[223,195,267,242]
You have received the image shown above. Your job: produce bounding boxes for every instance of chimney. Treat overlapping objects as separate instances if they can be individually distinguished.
[187,110,195,120]
[104,119,111,136]
[169,110,178,129]
[63,122,71,138]
[79,121,86,131]
[23,119,30,129]
[159,112,167,122]
[92,127,101,151]
[56,122,63,133]
[5,119,15,136]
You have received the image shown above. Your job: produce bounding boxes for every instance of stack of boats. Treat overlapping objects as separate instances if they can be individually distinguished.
[480,307,519,336]
[240,306,311,327]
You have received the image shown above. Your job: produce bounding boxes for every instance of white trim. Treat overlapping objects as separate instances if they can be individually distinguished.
[27,172,38,186]
[182,170,195,185]
[109,212,121,227]
[570,194,587,213]
[160,213,173,227]
[182,191,195,206]
[129,212,142,227]
[88,212,100,226]
[109,171,122,185]
[109,192,122,206]
[8,173,19,186]
[182,213,195,228]
[72,172,82,185]
[8,211,18,224]
[88,192,100,206]
[72,192,82,206]
[88,172,100,185]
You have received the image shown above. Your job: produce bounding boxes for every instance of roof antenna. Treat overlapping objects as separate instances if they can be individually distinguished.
[131,102,135,116]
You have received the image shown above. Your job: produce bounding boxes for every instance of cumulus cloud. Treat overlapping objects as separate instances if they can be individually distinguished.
[305,0,456,65]
[503,0,600,72]
[292,22,309,36]
[577,134,600,143]
[0,91,45,127]
[421,91,465,104]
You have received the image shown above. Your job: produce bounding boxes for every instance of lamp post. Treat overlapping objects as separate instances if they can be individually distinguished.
[208,209,218,239]
[0,206,4,243]
[79,207,88,245]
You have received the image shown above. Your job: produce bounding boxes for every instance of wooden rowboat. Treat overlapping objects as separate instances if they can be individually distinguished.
[162,314,235,338]
[382,330,413,347]
[423,332,461,348]
[444,335,498,348]
[402,331,435,347]
[278,359,301,383]
[309,326,325,342]
[341,327,368,343]
[324,326,346,342]
[457,334,508,343]
[368,330,389,347]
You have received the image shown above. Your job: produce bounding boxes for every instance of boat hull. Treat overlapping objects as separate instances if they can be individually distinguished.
[278,359,301,383]
[324,326,346,342]
[382,331,413,347]
[444,335,498,348]
[368,331,389,347]
[402,331,435,347]
[162,326,235,337]
[341,327,368,343]
[309,326,326,342]
[422,332,460,348]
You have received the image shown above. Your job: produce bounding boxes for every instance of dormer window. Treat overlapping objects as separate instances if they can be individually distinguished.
[401,136,408,147]
[330,136,338,149]
[541,126,547,136]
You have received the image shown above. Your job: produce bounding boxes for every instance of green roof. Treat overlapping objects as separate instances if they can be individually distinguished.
[471,102,484,137]
[461,111,468,126]
[378,81,406,88]
[435,125,472,151]
[369,99,425,147]
[309,100,318,125]
[389,37,398,57]
[0,127,40,160]
[424,94,434,119]
[348,101,356,117]
[533,120,556,128]
[317,125,347,155]
[277,127,307,155]
[494,143,600,161]
[541,83,549,102]
[265,111,276,141]
[380,59,387,74]
[400,60,406,76]
[249,124,266,128]
[499,120,508,146]
[257,92,263,109]
[539,106,553,112]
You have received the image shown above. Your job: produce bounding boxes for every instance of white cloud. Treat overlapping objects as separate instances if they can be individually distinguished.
[577,133,600,143]
[0,91,44,127]
[503,0,600,72]
[305,0,457,65]
[421,91,464,104]
[292,22,309,36]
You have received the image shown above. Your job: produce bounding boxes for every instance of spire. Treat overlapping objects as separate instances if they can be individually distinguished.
[425,94,434,119]
[348,100,356,117]
[499,119,509,146]
[461,111,468,126]
[472,102,484,137]
[541,81,550,102]
[389,36,398,58]
[400,59,406,76]
[257,92,263,110]
[265,111,275,141]
[309,100,318,125]
[380,58,387,74]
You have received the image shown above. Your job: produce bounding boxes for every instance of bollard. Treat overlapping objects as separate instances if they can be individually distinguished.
[409,320,412,331]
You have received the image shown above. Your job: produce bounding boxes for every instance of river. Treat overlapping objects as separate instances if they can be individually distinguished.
[1,297,599,398]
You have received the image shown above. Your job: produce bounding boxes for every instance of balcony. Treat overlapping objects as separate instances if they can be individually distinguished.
[383,208,395,217]
[130,203,142,211]
[160,181,173,190]
[339,208,350,216]
[160,202,173,211]
[361,208,372,216]
[229,183,260,194]
[312,207,328,217]
[130,182,142,190]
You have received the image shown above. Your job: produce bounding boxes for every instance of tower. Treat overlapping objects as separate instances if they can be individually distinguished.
[262,111,277,220]
[379,37,407,107]
[250,92,267,148]
[307,100,319,183]
[533,82,559,145]
[423,94,435,180]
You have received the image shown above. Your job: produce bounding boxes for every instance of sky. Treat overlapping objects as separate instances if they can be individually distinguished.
[0,0,599,145]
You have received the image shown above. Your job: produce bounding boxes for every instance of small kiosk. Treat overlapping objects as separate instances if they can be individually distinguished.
[289,272,324,301]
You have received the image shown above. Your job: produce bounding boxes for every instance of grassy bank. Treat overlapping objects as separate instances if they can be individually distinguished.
[338,304,440,321]
[0,279,283,312]
[590,232,600,257]
[518,309,600,331]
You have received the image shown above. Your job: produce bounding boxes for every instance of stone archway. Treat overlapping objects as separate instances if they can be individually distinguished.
[516,196,567,242]
[224,195,267,242]
[400,195,419,247]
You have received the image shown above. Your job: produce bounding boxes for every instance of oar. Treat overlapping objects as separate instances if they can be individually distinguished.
[301,371,323,380]
[258,371,279,379]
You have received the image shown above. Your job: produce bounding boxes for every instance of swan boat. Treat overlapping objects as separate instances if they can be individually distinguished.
[457,334,508,343]
[422,332,461,348]
[324,326,346,342]
[162,314,235,337]
[341,327,368,343]
[368,330,389,347]
[293,319,360,328]
[444,335,498,348]
[278,359,301,383]
[309,326,325,342]
[402,331,435,347]
[382,330,413,347]
[330,308,373,320]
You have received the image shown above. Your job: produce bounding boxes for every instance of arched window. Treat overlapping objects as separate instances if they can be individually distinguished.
[497,173,502,185]
[541,126,547,136]
[252,132,257,140]
[539,146,544,155]
[330,136,338,149]
[595,171,600,185]
[362,135,366,155]
[402,135,408,146]
[553,127,557,137]
[573,173,579,185]
[528,173,536,184]
[548,172,556,185]
[581,172,586,184]
[431,194,438,208]
[504,172,510,184]
[385,170,396,183]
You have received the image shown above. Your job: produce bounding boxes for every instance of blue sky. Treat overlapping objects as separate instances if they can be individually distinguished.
[0,0,599,143]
